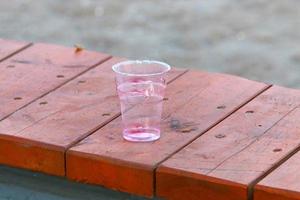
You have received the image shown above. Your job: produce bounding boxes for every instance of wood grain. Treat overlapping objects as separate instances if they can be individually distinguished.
[66,70,268,197]
[157,86,300,200]
[0,57,185,176]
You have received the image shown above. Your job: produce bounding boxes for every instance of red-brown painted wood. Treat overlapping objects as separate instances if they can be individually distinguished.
[255,124,300,200]
[0,43,110,120]
[0,57,185,176]
[0,39,30,61]
[157,86,300,200]
[66,71,268,197]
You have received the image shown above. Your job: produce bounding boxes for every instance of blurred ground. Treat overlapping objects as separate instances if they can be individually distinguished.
[0,166,149,200]
[1,0,300,87]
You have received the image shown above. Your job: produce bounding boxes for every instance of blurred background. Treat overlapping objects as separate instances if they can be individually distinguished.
[1,0,300,88]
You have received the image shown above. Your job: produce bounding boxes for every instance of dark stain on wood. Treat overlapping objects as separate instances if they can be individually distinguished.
[170,119,198,133]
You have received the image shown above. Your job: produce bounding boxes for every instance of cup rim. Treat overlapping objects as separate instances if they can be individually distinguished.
[112,60,171,77]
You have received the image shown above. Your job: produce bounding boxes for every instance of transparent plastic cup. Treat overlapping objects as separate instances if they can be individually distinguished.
[112,60,170,142]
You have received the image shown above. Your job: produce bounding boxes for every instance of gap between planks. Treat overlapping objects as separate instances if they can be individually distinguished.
[63,68,190,177]
[247,105,300,200]
[152,84,273,196]
[0,45,113,122]
[0,42,33,63]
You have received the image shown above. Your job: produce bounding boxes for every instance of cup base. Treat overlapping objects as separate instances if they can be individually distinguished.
[123,127,160,142]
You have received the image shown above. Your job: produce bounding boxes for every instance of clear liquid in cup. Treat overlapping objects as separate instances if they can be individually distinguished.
[117,81,165,142]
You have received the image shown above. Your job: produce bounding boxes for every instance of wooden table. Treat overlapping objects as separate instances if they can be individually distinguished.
[1,39,300,200]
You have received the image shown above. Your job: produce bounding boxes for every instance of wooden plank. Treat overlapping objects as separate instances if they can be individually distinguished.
[0,43,110,120]
[255,125,300,200]
[0,39,30,62]
[66,71,268,197]
[0,57,185,177]
[157,86,300,200]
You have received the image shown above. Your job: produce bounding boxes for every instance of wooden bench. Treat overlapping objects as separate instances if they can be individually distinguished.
[0,38,299,200]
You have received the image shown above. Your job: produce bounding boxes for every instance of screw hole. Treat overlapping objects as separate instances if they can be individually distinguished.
[215,134,226,139]
[163,97,168,101]
[78,80,86,84]
[7,65,15,68]
[273,148,282,152]
[258,124,262,127]
[245,110,254,114]
[56,75,65,78]
[39,101,48,105]
[217,105,226,109]
[14,97,22,100]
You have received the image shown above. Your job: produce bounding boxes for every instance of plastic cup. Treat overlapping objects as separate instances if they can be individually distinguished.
[112,60,170,142]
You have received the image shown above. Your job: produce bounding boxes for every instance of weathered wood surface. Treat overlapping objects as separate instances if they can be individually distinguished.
[0,44,114,175]
[255,126,300,200]
[67,71,268,197]
[0,43,110,120]
[0,56,185,176]
[157,86,300,200]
